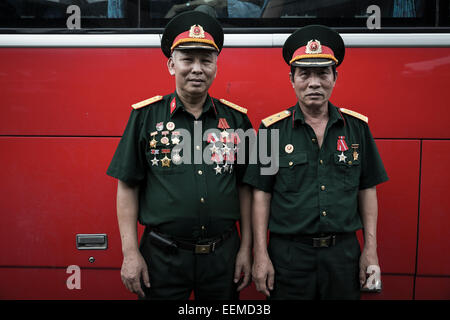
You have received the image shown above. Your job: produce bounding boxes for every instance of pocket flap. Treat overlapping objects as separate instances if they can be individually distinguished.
[279,152,308,168]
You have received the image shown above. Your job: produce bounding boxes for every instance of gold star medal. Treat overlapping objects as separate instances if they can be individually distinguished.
[161,149,171,167]
[149,131,158,148]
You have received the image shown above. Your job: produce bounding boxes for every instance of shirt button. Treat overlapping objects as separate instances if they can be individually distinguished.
[196,145,201,150]
[348,161,352,165]
[321,185,326,191]
[312,138,317,143]
[201,225,206,230]
[289,161,293,166]
[319,159,324,165]
[200,197,205,203]
[198,170,203,175]
[322,211,327,216]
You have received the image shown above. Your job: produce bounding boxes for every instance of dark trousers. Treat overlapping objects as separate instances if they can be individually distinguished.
[139,228,240,300]
[268,233,361,300]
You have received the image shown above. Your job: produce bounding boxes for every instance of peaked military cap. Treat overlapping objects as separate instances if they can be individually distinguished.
[283,25,345,67]
[161,10,224,58]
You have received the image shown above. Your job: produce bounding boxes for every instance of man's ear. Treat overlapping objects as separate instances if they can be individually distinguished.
[289,72,294,88]
[167,57,175,76]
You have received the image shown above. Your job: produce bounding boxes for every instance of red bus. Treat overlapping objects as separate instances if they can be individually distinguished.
[0,0,449,300]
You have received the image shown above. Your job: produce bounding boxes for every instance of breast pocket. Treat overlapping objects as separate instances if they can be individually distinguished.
[275,152,308,193]
[333,151,361,191]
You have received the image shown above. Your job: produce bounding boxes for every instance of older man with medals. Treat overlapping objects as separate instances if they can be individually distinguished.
[107,10,253,300]
[244,25,388,299]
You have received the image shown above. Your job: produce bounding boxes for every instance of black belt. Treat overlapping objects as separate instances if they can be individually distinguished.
[270,232,354,248]
[147,227,235,254]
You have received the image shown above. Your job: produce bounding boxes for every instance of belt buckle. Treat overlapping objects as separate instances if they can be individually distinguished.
[195,244,211,254]
[313,235,331,248]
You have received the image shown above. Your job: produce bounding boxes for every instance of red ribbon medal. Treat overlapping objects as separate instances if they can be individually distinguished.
[337,136,349,152]
[218,118,230,130]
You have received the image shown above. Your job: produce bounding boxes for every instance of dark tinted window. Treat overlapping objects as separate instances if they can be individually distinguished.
[0,0,444,32]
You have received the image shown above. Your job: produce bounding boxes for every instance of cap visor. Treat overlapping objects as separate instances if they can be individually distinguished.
[175,43,218,51]
[291,58,335,67]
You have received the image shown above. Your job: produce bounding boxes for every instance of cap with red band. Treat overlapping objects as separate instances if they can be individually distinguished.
[283,25,345,68]
[161,11,224,58]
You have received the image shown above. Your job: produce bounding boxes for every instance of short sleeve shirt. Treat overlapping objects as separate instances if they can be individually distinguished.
[107,92,254,238]
[243,102,388,235]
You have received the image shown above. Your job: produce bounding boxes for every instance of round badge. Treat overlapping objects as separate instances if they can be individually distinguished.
[160,136,169,145]
[285,144,294,154]
[166,121,175,131]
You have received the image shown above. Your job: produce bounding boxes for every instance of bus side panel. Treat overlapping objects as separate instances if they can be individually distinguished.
[1,48,450,139]
[415,277,450,300]
[375,140,420,275]
[418,141,450,277]
[0,267,134,299]
[0,137,121,268]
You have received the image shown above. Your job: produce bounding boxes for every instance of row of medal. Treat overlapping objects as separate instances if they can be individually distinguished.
[283,135,360,163]
[148,119,240,174]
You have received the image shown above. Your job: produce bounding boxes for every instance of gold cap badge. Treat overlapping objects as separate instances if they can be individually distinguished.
[189,25,205,39]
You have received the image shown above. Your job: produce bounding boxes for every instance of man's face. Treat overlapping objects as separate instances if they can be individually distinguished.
[168,49,218,97]
[290,66,336,109]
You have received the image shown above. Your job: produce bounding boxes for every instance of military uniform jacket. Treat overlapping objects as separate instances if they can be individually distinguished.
[107,92,253,239]
[243,102,388,235]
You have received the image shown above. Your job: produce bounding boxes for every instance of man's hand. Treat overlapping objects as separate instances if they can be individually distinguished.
[252,253,274,297]
[121,251,150,298]
[234,247,252,291]
[359,246,379,288]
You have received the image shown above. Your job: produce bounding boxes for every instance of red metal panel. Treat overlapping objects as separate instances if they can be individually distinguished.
[1,48,450,138]
[415,277,450,300]
[0,267,134,299]
[361,275,414,300]
[0,137,122,268]
[418,140,450,276]
[373,140,420,274]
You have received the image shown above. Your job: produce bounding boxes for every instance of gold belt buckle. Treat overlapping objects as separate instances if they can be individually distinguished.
[313,236,332,248]
[195,244,211,254]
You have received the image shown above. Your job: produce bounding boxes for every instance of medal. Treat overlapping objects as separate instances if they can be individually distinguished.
[161,131,170,145]
[149,131,158,148]
[156,122,164,131]
[161,149,171,167]
[351,144,359,161]
[150,149,159,166]
[172,151,182,165]
[166,121,175,131]
[338,152,347,162]
[337,136,349,152]
[218,118,230,143]
[207,132,220,144]
[214,164,222,175]
[285,144,294,154]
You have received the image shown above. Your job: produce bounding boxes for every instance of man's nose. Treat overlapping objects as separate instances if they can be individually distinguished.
[191,59,203,73]
[308,74,321,88]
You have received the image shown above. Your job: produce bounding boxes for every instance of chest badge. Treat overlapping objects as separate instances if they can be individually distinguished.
[351,144,359,161]
[285,144,294,154]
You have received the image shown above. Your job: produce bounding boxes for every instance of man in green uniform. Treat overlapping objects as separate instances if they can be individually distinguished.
[244,25,388,299]
[106,10,253,300]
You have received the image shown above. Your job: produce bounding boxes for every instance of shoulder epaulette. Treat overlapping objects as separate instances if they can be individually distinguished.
[219,99,247,114]
[339,108,368,123]
[132,95,163,109]
[262,110,291,127]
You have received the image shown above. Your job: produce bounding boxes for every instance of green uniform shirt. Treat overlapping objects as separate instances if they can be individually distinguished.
[107,92,253,239]
[244,102,388,235]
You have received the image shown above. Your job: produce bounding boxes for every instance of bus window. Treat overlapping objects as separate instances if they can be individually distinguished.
[0,0,445,31]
